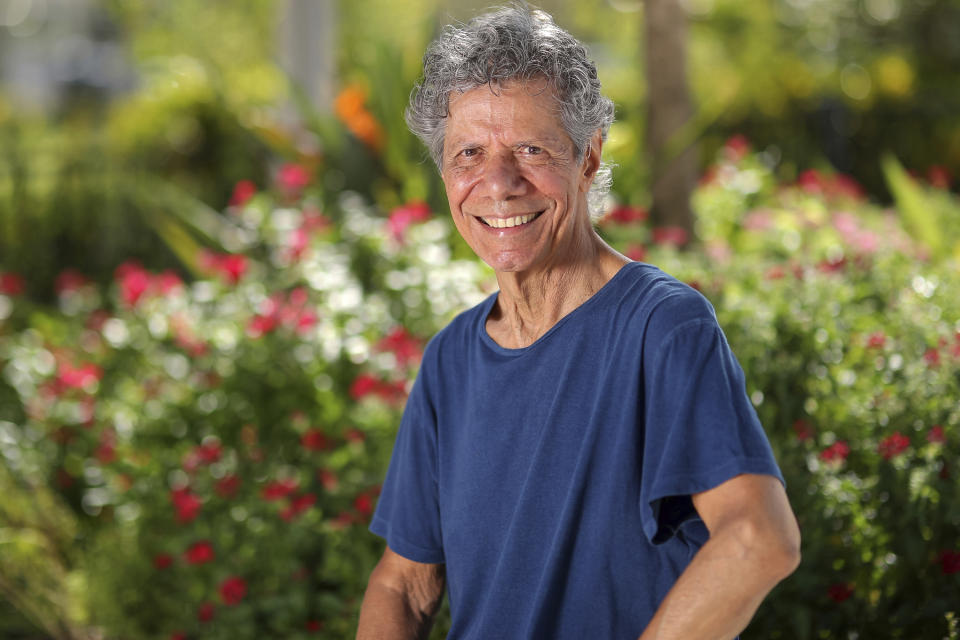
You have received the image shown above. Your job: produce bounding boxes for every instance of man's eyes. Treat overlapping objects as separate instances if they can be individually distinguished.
[521,145,543,155]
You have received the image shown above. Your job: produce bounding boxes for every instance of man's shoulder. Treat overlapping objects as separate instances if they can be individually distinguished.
[421,292,496,363]
[613,262,717,332]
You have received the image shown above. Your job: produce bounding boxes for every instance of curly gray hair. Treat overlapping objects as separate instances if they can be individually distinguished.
[405,4,616,217]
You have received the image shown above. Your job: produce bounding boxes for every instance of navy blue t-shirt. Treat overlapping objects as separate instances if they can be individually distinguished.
[370,262,783,639]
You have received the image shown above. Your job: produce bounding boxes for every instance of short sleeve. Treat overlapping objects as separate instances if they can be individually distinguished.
[639,316,783,545]
[369,368,446,564]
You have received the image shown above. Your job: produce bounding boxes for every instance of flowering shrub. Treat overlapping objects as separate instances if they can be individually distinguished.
[1,143,958,638]
[0,174,490,639]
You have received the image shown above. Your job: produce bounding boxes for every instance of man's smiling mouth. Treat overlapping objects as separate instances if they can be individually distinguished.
[477,211,544,228]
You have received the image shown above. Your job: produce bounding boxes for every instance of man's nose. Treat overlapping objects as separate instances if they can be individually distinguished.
[481,153,527,201]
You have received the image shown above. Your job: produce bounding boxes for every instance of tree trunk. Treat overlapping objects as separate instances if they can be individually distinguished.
[643,0,698,244]
[276,0,337,123]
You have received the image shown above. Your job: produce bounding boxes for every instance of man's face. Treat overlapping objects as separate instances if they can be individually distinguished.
[440,80,597,275]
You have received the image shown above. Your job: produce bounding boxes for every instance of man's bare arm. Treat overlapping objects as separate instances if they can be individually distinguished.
[356,547,446,640]
[639,473,801,640]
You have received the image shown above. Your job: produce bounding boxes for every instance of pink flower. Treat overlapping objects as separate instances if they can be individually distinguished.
[827,582,853,603]
[277,163,311,195]
[878,432,910,460]
[219,576,247,606]
[387,201,431,242]
[819,441,850,464]
[184,540,215,565]
[219,254,248,285]
[115,261,151,307]
[57,362,103,390]
[229,180,257,207]
[651,226,689,248]
[345,428,366,444]
[350,374,381,400]
[155,270,184,297]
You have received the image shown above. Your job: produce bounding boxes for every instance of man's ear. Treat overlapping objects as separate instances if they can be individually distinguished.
[579,129,603,192]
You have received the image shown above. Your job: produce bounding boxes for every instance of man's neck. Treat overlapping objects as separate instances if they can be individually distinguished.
[486,232,629,349]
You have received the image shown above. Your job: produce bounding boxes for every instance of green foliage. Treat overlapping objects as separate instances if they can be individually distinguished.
[3,143,959,638]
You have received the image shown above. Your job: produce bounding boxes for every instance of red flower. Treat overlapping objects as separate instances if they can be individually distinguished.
[354,493,374,518]
[277,163,311,195]
[301,428,332,452]
[939,550,960,575]
[261,478,299,501]
[198,602,215,623]
[196,441,222,464]
[625,244,647,262]
[170,488,202,523]
[215,474,241,498]
[792,419,814,442]
[387,201,431,242]
[219,576,247,606]
[927,425,946,444]
[229,179,257,207]
[651,226,689,248]
[350,374,381,400]
[764,265,786,281]
[318,468,338,491]
[153,553,174,570]
[306,619,323,632]
[345,428,366,444]
[927,166,951,190]
[170,633,187,640]
[819,441,850,464]
[281,493,317,521]
[827,582,853,603]
[115,261,151,307]
[377,327,422,366]
[924,348,941,368]
[0,272,25,296]
[54,269,90,295]
[878,432,910,460]
[866,332,886,349]
[723,134,751,162]
[603,205,648,225]
[184,540,215,565]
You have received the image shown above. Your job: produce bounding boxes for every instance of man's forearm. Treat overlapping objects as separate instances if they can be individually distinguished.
[638,521,800,640]
[356,581,437,640]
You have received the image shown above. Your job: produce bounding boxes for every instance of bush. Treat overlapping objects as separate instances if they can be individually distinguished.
[1,143,958,638]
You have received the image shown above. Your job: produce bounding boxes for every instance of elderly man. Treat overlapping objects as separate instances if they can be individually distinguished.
[357,5,800,639]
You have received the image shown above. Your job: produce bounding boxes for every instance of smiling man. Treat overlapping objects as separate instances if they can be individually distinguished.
[356,5,800,639]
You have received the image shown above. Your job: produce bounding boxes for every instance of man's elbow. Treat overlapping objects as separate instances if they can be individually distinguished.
[728,513,802,583]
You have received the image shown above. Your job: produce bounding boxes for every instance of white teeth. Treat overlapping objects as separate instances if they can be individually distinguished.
[482,213,537,228]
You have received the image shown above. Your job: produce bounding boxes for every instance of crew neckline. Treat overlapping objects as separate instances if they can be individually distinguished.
[478,261,642,356]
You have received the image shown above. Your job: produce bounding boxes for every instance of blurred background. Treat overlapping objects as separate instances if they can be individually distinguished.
[0,1,958,638]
